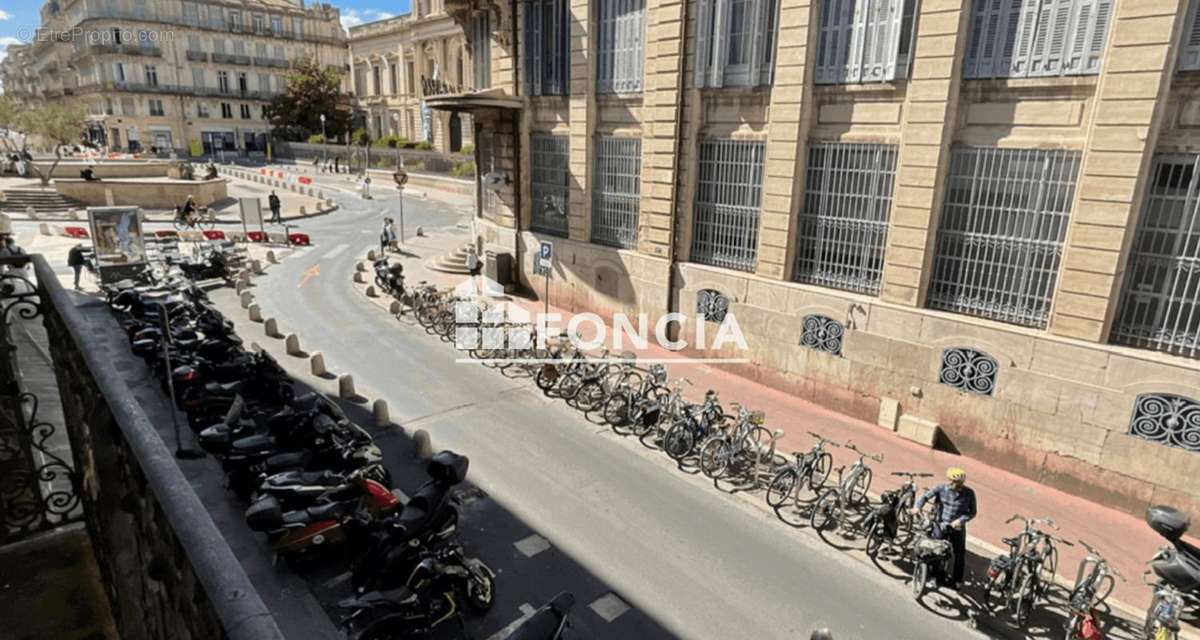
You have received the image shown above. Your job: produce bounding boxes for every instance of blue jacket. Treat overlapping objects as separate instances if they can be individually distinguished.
[915,483,977,527]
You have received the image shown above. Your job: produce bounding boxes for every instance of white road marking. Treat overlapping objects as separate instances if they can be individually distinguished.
[484,603,538,640]
[513,534,551,558]
[321,243,349,259]
[589,592,630,623]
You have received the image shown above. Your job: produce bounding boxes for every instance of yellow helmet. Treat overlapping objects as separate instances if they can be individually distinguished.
[947,467,966,481]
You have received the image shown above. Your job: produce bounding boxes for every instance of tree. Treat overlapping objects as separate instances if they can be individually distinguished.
[268,56,350,142]
[0,95,18,135]
[19,102,88,186]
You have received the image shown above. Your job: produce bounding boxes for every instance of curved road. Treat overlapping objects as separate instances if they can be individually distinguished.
[252,172,982,640]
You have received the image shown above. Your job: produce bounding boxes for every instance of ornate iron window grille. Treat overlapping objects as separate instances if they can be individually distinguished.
[696,289,730,323]
[1129,393,1200,453]
[800,314,844,356]
[0,261,82,544]
[937,347,998,396]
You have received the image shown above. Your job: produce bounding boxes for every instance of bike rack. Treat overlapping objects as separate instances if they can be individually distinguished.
[752,429,786,490]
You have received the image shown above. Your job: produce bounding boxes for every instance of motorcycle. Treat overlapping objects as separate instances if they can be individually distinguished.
[510,593,575,640]
[245,473,400,555]
[338,544,496,640]
[255,464,392,511]
[223,425,380,499]
[373,257,405,296]
[1143,505,1200,640]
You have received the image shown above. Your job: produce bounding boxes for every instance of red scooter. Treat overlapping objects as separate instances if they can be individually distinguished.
[246,475,400,555]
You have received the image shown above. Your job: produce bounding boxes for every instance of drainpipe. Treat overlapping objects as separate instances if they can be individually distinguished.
[664,0,690,334]
[510,0,522,290]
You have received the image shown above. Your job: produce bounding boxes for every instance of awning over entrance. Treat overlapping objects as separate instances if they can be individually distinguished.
[424,89,523,113]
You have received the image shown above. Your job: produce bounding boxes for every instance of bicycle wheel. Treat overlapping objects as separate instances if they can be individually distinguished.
[765,468,798,509]
[865,519,885,558]
[896,492,916,542]
[1142,592,1162,640]
[574,381,606,412]
[603,392,631,427]
[664,424,694,460]
[1064,613,1082,640]
[1014,570,1037,627]
[632,386,670,436]
[809,452,834,491]
[558,371,584,400]
[849,467,873,506]
[912,561,928,600]
[982,567,1008,611]
[810,489,841,531]
[535,364,560,392]
[699,438,732,479]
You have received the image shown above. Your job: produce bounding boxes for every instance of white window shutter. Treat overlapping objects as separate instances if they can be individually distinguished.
[709,0,730,87]
[746,0,768,85]
[1181,0,1200,71]
[870,0,902,81]
[993,0,1024,77]
[1028,0,1075,77]
[1009,0,1041,77]
[695,0,713,87]
[844,0,868,83]
[1063,0,1110,74]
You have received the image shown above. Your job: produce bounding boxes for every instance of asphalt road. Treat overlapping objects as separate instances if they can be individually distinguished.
[246,177,984,640]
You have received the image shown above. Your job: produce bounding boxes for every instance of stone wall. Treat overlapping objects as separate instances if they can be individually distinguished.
[30,161,173,179]
[54,178,228,208]
[36,257,285,640]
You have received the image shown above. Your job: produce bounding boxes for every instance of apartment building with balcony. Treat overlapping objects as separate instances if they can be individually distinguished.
[3,0,348,156]
[435,0,1200,520]
[347,0,473,154]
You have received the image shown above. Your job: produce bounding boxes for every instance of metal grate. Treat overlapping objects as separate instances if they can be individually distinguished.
[794,142,896,295]
[1129,393,1200,453]
[597,0,645,93]
[530,134,570,237]
[692,139,765,272]
[697,289,731,322]
[591,136,642,249]
[800,314,845,356]
[1112,154,1200,359]
[525,0,569,96]
[928,147,1080,328]
[938,347,999,396]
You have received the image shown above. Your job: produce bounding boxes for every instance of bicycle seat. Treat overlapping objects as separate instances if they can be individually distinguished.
[1002,536,1020,546]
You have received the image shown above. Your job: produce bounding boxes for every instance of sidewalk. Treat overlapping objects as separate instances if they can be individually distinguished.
[358,229,1197,625]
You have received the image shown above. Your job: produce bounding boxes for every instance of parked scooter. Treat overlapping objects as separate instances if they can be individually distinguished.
[245,473,400,555]
[1143,505,1200,639]
[372,257,405,297]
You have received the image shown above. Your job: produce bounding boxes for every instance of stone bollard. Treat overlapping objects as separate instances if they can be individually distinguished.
[353,271,365,284]
[310,351,326,376]
[367,249,378,261]
[366,285,378,298]
[69,209,82,221]
[235,279,248,295]
[285,333,302,355]
[355,261,366,272]
[415,226,425,237]
[389,300,402,315]
[25,206,35,219]
[251,259,265,275]
[326,198,334,207]
[39,223,51,236]
[248,304,263,322]
[413,429,433,461]
[372,399,389,426]
[317,191,325,199]
[266,250,278,264]
[239,291,253,308]
[238,269,252,285]
[264,317,281,338]
[299,205,307,215]
[338,373,356,399]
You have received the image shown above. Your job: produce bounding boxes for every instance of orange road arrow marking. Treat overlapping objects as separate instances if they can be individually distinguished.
[298,263,320,288]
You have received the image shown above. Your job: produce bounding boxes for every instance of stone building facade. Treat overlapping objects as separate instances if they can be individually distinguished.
[438,0,1200,520]
[347,0,474,155]
[2,0,347,157]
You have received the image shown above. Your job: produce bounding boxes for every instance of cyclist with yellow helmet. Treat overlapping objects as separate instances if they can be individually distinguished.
[912,467,976,590]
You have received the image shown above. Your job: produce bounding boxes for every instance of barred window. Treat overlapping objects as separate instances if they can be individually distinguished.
[928,147,1080,328]
[471,12,491,89]
[691,139,765,272]
[695,0,778,88]
[793,142,897,295]
[592,136,642,249]
[530,134,570,237]
[814,0,919,85]
[963,0,1113,80]
[1112,154,1200,359]
[525,0,569,96]
[597,0,645,93]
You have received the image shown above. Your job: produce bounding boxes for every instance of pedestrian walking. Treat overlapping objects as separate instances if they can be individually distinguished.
[68,243,86,290]
[268,190,282,224]
[465,244,480,291]
[912,467,976,590]
[386,217,399,252]
[380,217,395,255]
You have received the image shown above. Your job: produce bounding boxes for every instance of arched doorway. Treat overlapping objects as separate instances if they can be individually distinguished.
[449,113,463,153]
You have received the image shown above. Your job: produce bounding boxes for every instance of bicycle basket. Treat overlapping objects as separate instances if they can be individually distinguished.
[986,554,1012,578]
[916,538,951,560]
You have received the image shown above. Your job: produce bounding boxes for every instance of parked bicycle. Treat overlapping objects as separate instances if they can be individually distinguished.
[983,514,1073,625]
[573,352,639,412]
[863,471,934,559]
[765,432,837,510]
[603,364,669,432]
[1064,540,1123,640]
[910,509,955,601]
[698,403,770,479]
[663,389,725,461]
[810,443,882,532]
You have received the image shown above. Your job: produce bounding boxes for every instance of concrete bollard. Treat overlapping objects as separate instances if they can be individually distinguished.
[310,351,326,376]
[355,261,366,272]
[251,259,265,275]
[326,198,334,207]
[266,250,278,264]
[415,226,425,237]
[338,373,356,399]
[413,429,433,461]
[299,205,307,215]
[239,291,253,308]
[389,300,402,315]
[25,206,35,218]
[39,223,51,236]
[372,399,389,426]
[353,271,365,284]
[264,317,281,338]
[367,249,378,261]
[238,269,252,284]
[235,279,248,295]
[248,304,263,322]
[285,333,302,355]
[366,285,378,298]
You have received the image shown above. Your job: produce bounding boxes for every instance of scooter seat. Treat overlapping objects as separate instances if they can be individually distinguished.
[283,500,347,524]
[266,450,312,470]
[231,434,274,453]
[343,586,417,609]
[206,380,243,395]
[264,470,338,487]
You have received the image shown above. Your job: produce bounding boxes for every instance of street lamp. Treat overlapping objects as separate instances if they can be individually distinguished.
[319,113,327,169]
[391,112,400,168]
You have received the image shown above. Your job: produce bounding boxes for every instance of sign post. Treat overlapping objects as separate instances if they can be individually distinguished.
[537,241,553,317]
[393,167,409,248]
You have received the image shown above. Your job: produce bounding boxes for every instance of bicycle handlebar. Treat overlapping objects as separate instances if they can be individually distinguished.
[892,471,935,478]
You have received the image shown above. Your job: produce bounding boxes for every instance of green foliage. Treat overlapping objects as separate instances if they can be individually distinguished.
[0,95,19,133]
[306,133,325,144]
[414,141,434,151]
[373,135,408,149]
[450,161,476,177]
[353,128,372,146]
[406,161,425,172]
[268,56,350,141]
[18,101,89,185]
[458,144,474,156]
